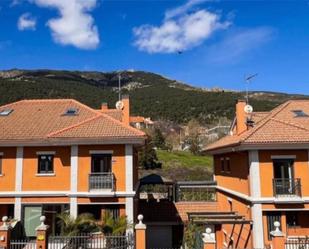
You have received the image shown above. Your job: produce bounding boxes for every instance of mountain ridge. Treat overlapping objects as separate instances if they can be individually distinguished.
[0,69,307,125]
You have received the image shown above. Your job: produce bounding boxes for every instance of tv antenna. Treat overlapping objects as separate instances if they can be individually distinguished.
[118,73,121,101]
[244,73,258,104]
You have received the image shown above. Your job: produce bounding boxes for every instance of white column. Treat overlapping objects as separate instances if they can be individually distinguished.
[70,145,78,218]
[14,147,23,220]
[249,150,264,248]
[125,145,134,224]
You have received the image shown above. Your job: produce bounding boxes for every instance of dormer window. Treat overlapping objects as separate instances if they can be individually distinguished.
[292,110,309,117]
[0,109,13,116]
[64,108,78,116]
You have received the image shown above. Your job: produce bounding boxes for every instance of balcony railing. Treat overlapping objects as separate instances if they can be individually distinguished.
[273,178,301,197]
[89,172,114,191]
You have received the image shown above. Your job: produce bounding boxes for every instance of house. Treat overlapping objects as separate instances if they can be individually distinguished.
[0,96,145,237]
[205,100,309,248]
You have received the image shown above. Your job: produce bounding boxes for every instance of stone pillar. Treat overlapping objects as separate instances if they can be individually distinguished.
[0,217,11,249]
[202,227,216,249]
[270,221,285,249]
[135,215,146,249]
[36,216,49,249]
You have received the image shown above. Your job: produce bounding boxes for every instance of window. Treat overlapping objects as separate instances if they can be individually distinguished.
[267,212,281,240]
[38,155,54,174]
[91,154,112,173]
[287,212,299,227]
[292,110,309,117]
[220,158,225,172]
[0,109,13,116]
[105,207,120,220]
[64,108,78,116]
[226,158,231,172]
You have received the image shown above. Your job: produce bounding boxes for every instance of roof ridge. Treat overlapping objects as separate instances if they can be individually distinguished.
[241,101,291,141]
[99,112,146,136]
[270,117,309,132]
[47,115,102,137]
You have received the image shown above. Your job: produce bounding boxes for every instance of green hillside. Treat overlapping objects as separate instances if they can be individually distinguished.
[0,69,306,125]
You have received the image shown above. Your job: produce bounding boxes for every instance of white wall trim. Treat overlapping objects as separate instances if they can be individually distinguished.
[36,151,56,155]
[14,197,21,220]
[71,146,78,193]
[216,185,309,204]
[14,147,23,220]
[70,145,78,218]
[15,147,23,192]
[251,204,264,248]
[70,197,77,218]
[89,150,113,154]
[125,197,134,232]
[0,191,136,197]
[271,155,296,159]
[249,150,261,198]
[125,145,133,192]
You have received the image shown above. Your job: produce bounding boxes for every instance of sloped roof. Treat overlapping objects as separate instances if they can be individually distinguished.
[206,100,309,152]
[0,99,145,145]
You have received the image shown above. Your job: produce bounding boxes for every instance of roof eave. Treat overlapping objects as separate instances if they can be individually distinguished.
[0,137,146,147]
[205,141,309,155]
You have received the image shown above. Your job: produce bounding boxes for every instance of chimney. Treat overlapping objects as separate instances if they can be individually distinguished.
[101,102,108,111]
[122,95,130,125]
[236,100,247,135]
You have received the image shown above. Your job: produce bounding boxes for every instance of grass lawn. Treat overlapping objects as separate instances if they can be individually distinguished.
[156,149,213,169]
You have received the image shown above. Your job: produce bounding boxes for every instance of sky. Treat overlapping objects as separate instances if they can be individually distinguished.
[1,0,309,94]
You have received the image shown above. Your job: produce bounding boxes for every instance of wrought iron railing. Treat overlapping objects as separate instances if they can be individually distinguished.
[273,178,301,197]
[10,239,36,249]
[175,181,217,202]
[285,237,309,249]
[89,172,115,191]
[48,233,135,249]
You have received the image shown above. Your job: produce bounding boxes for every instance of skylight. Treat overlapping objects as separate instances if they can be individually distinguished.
[0,109,13,116]
[64,108,78,116]
[292,110,309,117]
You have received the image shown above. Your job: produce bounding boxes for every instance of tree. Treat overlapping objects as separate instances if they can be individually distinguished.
[57,213,98,236]
[101,212,131,235]
[138,134,160,169]
[152,128,166,149]
[185,119,201,155]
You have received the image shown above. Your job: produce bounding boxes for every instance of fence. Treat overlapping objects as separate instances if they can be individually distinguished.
[49,233,134,249]
[285,238,309,249]
[10,239,36,249]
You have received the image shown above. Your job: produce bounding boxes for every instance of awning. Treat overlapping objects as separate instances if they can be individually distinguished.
[188,212,252,225]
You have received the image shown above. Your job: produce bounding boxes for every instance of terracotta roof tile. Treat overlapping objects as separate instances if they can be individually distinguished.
[0,99,145,144]
[206,100,309,152]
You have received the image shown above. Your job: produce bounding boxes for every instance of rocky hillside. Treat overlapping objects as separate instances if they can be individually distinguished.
[0,69,307,125]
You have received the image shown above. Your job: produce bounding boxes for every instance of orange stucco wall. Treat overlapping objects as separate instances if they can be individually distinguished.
[214,151,250,195]
[21,197,70,203]
[22,146,71,191]
[216,191,252,248]
[78,145,126,192]
[0,147,16,191]
[259,150,309,197]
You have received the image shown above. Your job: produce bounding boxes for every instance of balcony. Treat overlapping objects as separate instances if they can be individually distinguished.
[273,178,301,198]
[89,172,115,191]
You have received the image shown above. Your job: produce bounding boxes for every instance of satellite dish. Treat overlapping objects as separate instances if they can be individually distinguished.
[244,104,253,114]
[116,101,124,110]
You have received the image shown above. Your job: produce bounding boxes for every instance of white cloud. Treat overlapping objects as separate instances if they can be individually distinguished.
[133,1,230,54]
[165,0,208,19]
[17,13,36,31]
[32,0,99,50]
[207,27,274,63]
